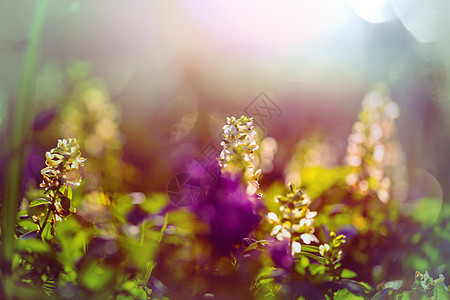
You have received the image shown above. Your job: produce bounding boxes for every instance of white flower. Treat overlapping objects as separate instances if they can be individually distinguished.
[267,212,279,223]
[301,233,319,244]
[319,243,330,256]
[223,124,237,139]
[292,241,302,255]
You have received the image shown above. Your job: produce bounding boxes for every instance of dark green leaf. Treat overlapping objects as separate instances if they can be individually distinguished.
[337,279,370,296]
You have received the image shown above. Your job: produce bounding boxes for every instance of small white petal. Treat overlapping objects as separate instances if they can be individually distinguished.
[292,241,302,255]
[267,212,279,223]
[306,211,317,219]
[301,233,319,244]
[271,225,282,236]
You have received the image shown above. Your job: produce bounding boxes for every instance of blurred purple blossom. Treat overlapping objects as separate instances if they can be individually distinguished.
[270,239,294,270]
[193,173,262,255]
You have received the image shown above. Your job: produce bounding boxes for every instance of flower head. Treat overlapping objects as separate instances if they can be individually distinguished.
[40,138,86,193]
[218,115,261,195]
[267,183,319,261]
[319,231,346,265]
[269,184,319,244]
[32,138,86,237]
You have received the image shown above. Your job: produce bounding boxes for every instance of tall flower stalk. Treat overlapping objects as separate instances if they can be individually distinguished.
[344,89,406,203]
[218,115,261,195]
[267,183,319,257]
[33,138,86,239]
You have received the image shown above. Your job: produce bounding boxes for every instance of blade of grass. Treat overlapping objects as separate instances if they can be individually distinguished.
[1,0,49,299]
[143,213,169,282]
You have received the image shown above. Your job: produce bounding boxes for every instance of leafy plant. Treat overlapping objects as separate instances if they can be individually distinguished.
[1,110,449,300]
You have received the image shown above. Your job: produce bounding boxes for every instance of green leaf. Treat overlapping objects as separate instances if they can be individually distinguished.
[59,185,72,199]
[17,218,39,232]
[16,238,51,253]
[341,268,357,279]
[121,281,137,292]
[338,279,371,295]
[309,264,326,276]
[80,262,114,291]
[334,289,364,300]
[434,285,449,300]
[140,193,168,214]
[244,240,268,252]
[301,245,320,253]
[41,217,54,241]
[29,198,51,208]
[300,251,325,264]
[131,287,148,299]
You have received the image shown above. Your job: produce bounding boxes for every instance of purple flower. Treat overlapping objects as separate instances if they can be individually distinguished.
[270,239,294,270]
[193,174,261,255]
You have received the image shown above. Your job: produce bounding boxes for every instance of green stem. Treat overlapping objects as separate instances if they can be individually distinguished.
[1,0,49,299]
[143,213,169,282]
[36,206,52,240]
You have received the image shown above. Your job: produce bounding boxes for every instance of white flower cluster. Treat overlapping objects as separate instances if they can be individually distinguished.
[267,184,319,256]
[40,138,86,192]
[218,116,261,194]
[344,90,406,203]
[219,116,259,167]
